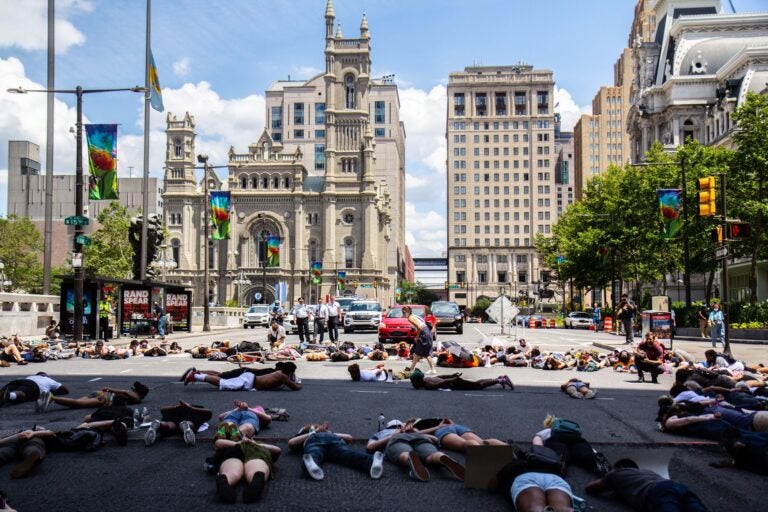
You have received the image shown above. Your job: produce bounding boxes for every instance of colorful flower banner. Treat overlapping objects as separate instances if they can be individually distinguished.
[266,236,280,267]
[310,261,323,285]
[210,191,231,240]
[85,124,119,200]
[658,189,682,239]
[337,271,346,293]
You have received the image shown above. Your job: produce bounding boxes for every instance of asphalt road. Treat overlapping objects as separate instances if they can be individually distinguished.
[0,324,764,511]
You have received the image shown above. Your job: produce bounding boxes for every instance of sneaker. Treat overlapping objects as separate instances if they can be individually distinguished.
[11,451,41,478]
[593,451,612,476]
[407,451,429,482]
[179,367,196,382]
[503,375,515,391]
[36,391,53,413]
[17,360,28,365]
[386,370,394,383]
[180,420,196,446]
[426,369,437,375]
[303,454,324,480]
[216,474,237,504]
[584,389,598,399]
[370,451,385,479]
[243,471,266,503]
[112,419,128,446]
[439,454,465,481]
[183,370,197,386]
[144,419,160,446]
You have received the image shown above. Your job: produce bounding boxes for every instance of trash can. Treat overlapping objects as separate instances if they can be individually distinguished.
[640,310,673,350]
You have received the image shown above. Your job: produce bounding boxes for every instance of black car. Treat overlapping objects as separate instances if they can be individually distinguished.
[430,301,463,334]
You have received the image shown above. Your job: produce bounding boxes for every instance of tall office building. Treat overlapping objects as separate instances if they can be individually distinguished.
[162,0,406,307]
[446,64,556,309]
[553,115,575,218]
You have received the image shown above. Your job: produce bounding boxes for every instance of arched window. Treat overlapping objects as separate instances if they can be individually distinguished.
[284,177,290,188]
[273,177,280,188]
[251,176,258,189]
[171,239,180,266]
[345,74,356,109]
[253,226,272,266]
[683,119,695,143]
[308,239,318,264]
[240,176,247,189]
[262,177,268,188]
[173,138,183,158]
[344,238,355,268]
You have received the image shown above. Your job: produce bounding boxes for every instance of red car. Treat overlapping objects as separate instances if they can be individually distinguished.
[378,305,437,344]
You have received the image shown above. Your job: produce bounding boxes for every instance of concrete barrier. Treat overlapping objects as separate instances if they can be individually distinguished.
[0,293,59,336]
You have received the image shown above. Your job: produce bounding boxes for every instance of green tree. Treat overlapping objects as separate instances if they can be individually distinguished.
[83,202,135,279]
[730,92,768,302]
[0,215,44,292]
[397,280,437,305]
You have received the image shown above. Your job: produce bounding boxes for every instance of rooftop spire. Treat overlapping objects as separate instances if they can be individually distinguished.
[325,0,335,19]
[360,12,369,32]
[335,23,343,38]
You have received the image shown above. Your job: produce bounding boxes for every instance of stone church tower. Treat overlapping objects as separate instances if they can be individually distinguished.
[162,0,405,308]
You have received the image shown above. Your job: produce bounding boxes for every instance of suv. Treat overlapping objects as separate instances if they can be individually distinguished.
[430,301,463,334]
[335,297,361,314]
[243,304,271,328]
[343,300,383,333]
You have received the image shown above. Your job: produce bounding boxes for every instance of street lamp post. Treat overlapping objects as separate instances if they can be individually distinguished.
[258,213,267,304]
[7,85,144,343]
[0,261,11,293]
[233,269,252,307]
[197,154,212,332]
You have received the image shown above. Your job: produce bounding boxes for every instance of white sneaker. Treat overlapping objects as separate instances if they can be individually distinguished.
[427,369,437,375]
[386,370,394,383]
[303,454,324,480]
[180,420,196,446]
[370,451,384,479]
[144,419,160,446]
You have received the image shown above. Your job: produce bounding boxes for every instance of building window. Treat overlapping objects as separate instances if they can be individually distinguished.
[173,138,182,158]
[518,271,527,283]
[495,92,507,116]
[272,132,282,142]
[294,130,304,139]
[476,93,487,116]
[342,212,355,225]
[454,93,465,116]
[375,101,386,124]
[537,91,549,114]
[294,103,304,125]
[315,144,325,170]
[315,129,326,138]
[498,271,507,283]
[308,239,318,263]
[456,271,466,283]
[171,239,180,266]
[478,271,487,283]
[271,106,282,129]
[344,238,355,268]
[515,92,526,115]
[375,128,385,137]
[315,103,325,124]
[240,177,247,189]
[345,74,356,109]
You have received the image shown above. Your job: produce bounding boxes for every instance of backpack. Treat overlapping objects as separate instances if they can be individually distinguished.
[551,418,582,440]
[526,445,566,476]
[52,429,103,452]
[717,353,737,365]
[237,341,262,353]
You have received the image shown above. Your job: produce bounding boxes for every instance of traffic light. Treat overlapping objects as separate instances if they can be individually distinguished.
[444,281,449,290]
[727,222,751,239]
[459,281,466,289]
[697,176,716,217]
[373,278,378,289]
[711,226,723,243]
[352,280,359,288]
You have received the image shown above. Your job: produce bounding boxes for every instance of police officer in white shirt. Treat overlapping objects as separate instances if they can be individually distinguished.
[294,297,311,344]
[326,296,342,343]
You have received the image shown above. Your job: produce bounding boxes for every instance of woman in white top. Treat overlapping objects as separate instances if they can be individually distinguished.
[403,306,437,375]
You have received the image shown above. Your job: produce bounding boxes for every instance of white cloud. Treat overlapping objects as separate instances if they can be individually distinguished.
[404,202,446,258]
[172,57,191,77]
[0,0,91,54]
[291,66,321,79]
[555,86,591,131]
[399,85,447,174]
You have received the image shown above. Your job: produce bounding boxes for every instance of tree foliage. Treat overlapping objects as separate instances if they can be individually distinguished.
[397,280,437,306]
[83,202,135,279]
[0,215,44,293]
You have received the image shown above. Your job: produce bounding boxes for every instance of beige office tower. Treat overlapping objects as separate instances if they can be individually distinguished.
[446,65,556,310]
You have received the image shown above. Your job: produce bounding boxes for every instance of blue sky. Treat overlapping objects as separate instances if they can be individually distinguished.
[1,0,766,256]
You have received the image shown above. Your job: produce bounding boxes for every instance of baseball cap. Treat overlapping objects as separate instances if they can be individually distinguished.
[386,419,403,429]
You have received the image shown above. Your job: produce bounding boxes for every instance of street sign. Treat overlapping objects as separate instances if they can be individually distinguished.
[75,234,92,246]
[715,245,728,259]
[448,284,460,289]
[64,215,89,226]
[359,284,373,288]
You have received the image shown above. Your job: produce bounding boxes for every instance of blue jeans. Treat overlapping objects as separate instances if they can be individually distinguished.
[304,432,372,474]
[621,317,633,343]
[644,481,706,512]
[710,321,724,347]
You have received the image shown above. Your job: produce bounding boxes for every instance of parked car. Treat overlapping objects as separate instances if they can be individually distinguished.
[430,301,463,334]
[282,305,318,334]
[343,300,383,333]
[335,297,361,314]
[243,304,271,328]
[378,305,437,344]
[564,311,594,329]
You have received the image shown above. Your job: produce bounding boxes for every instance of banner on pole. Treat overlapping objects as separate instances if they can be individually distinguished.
[210,191,231,240]
[337,271,346,293]
[658,188,682,238]
[266,236,280,267]
[85,124,119,200]
[310,261,322,285]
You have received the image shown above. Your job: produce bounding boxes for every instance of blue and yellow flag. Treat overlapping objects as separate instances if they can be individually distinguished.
[149,50,164,112]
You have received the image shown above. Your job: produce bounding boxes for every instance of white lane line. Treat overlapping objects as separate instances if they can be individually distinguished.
[529,379,565,383]
[119,369,133,373]
[463,393,505,397]
[350,390,389,394]
[88,377,103,382]
[596,397,614,400]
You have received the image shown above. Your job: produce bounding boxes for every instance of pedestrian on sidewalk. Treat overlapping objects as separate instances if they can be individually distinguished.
[697,304,710,339]
[709,303,725,348]
[313,302,329,343]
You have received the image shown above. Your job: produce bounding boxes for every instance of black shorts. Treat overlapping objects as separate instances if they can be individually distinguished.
[160,404,212,429]
[2,379,42,401]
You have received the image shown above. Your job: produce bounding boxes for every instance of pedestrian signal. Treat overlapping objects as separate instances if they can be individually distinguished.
[697,176,716,217]
[711,226,723,243]
[444,281,449,290]
[727,222,751,239]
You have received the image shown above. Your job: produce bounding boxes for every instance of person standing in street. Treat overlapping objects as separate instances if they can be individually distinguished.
[709,302,725,349]
[697,304,710,339]
[618,294,636,344]
[294,297,311,346]
[404,306,437,375]
[326,296,341,343]
[592,303,601,333]
[313,302,329,343]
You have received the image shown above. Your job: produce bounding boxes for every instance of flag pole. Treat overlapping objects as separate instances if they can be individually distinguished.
[140,0,152,281]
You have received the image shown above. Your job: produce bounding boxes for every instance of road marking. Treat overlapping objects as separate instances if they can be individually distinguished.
[596,397,614,400]
[119,369,133,373]
[350,390,389,394]
[88,377,103,382]
[464,393,504,397]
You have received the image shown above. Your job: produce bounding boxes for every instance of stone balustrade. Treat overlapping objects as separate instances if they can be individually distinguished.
[0,293,59,335]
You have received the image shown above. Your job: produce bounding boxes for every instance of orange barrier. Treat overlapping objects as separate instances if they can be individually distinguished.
[549,319,556,329]
[529,317,536,329]
[604,316,613,331]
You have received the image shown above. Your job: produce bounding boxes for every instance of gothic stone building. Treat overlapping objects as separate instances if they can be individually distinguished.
[162,0,406,307]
